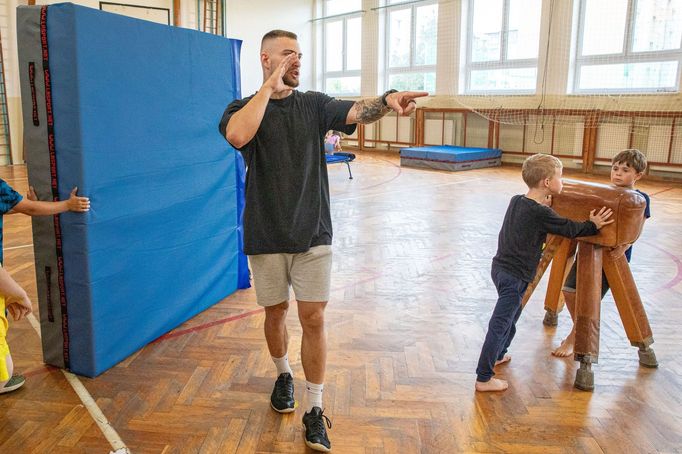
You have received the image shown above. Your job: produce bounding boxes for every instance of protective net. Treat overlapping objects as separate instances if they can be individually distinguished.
[317,0,682,167]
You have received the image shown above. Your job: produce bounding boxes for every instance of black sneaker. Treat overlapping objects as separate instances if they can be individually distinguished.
[0,375,25,394]
[270,373,295,413]
[302,406,332,452]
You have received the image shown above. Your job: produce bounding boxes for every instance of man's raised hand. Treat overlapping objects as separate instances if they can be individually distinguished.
[264,53,296,96]
[385,91,429,115]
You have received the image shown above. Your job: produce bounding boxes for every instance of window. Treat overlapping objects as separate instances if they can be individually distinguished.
[322,0,363,96]
[574,0,682,93]
[385,0,438,93]
[464,0,542,93]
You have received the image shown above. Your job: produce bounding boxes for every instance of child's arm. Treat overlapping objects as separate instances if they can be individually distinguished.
[0,266,32,321]
[608,244,631,259]
[9,187,90,215]
[540,205,613,238]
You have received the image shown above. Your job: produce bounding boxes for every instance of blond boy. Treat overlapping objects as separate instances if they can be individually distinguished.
[476,154,614,392]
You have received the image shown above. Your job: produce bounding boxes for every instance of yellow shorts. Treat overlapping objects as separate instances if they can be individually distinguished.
[0,296,10,382]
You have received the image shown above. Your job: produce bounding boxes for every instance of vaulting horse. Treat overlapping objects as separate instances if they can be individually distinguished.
[521,179,657,391]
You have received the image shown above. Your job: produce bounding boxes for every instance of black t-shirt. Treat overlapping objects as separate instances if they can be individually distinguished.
[219,90,356,255]
[492,195,598,282]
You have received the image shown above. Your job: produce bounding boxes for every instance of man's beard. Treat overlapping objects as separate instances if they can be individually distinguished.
[283,74,299,88]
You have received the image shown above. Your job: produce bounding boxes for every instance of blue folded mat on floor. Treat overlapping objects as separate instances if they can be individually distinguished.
[400,145,501,162]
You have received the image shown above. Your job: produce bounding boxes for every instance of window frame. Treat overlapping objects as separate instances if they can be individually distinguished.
[322,6,363,97]
[464,0,541,95]
[384,0,438,93]
[573,0,682,94]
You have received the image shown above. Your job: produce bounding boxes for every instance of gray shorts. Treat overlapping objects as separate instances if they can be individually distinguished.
[248,245,333,307]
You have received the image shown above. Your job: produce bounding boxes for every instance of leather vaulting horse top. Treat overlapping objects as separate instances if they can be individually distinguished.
[552,179,647,248]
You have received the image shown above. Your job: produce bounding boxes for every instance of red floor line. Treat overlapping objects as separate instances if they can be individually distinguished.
[331,273,382,290]
[23,364,57,378]
[349,156,402,192]
[330,156,402,198]
[29,270,385,369]
[431,253,456,263]
[153,271,386,343]
[152,307,265,343]
[648,187,675,197]
[643,240,682,292]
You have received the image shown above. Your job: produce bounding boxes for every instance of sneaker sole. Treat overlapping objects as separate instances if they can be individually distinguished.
[302,424,331,452]
[0,380,25,394]
[304,439,331,453]
[270,401,295,414]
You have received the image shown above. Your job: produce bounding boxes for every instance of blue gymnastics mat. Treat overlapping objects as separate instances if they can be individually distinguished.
[400,145,502,171]
[17,3,247,377]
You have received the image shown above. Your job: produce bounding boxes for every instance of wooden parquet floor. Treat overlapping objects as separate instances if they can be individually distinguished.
[1,154,681,453]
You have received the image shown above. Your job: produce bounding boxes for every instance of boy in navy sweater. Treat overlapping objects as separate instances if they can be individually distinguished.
[475,154,613,392]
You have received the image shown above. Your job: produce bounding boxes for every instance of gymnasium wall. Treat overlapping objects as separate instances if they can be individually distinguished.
[2,0,682,166]
[225,0,313,96]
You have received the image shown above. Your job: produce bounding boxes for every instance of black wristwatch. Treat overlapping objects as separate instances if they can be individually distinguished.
[381,89,398,106]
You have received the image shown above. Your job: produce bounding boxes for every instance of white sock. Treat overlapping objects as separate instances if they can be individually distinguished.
[272,354,293,377]
[305,381,324,412]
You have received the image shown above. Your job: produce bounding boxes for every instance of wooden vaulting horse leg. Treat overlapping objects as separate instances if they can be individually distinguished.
[521,234,656,391]
[521,234,565,308]
[520,235,576,326]
[573,242,603,391]
[603,253,658,368]
[542,238,577,326]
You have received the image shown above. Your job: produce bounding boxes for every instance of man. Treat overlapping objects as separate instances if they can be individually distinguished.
[219,29,426,452]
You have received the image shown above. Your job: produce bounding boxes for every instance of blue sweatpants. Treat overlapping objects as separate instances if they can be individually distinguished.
[476,266,529,382]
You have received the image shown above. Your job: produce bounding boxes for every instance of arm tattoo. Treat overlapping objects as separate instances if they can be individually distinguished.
[352,97,392,124]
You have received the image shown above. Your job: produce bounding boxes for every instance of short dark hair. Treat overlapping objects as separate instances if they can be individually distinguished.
[261,30,297,49]
[612,149,647,173]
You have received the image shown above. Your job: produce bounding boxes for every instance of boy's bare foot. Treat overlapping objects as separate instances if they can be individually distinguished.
[475,378,508,392]
[552,332,575,357]
[495,354,511,366]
